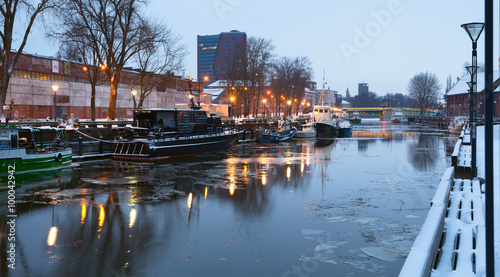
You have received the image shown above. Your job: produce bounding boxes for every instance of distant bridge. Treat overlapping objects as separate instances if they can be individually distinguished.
[345,107,438,120]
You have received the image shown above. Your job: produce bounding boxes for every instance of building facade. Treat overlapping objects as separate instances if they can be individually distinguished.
[445,71,500,118]
[197,30,247,85]
[4,52,202,120]
[358,83,369,97]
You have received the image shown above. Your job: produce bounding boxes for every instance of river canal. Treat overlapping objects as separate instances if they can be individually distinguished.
[1,119,453,277]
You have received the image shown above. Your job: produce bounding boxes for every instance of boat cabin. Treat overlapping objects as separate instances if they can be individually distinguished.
[313,106,333,123]
[133,109,222,135]
[0,126,67,153]
[0,127,20,149]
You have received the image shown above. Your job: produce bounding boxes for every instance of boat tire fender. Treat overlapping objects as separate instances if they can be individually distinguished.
[55,152,63,162]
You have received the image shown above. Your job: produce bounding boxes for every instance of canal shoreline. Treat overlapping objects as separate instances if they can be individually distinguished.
[401,124,500,276]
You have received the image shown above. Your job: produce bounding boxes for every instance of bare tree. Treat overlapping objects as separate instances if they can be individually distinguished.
[132,23,187,109]
[55,0,162,120]
[57,33,107,120]
[245,37,274,117]
[408,72,441,115]
[0,0,53,108]
[271,56,313,117]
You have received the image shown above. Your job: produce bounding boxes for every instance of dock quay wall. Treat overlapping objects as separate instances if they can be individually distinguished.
[399,167,455,277]
[409,116,450,129]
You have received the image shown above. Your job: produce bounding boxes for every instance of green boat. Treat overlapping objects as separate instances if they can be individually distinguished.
[0,126,72,175]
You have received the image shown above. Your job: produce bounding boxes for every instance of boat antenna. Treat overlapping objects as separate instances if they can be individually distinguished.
[5,98,14,126]
[322,70,327,90]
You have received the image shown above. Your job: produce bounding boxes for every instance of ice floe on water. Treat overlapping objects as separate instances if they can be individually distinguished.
[300,197,421,274]
[360,247,403,262]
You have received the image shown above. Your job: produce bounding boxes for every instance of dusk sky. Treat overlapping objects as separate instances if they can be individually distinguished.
[22,0,493,98]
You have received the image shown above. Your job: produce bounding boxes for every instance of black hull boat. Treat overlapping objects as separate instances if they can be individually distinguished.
[113,109,242,161]
[315,122,337,139]
[337,127,352,138]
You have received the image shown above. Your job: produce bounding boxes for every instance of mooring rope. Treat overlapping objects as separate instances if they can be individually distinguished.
[74,129,116,144]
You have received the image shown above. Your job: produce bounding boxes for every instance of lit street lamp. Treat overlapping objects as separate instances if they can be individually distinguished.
[229,96,235,118]
[262,99,267,117]
[51,85,59,119]
[461,22,484,178]
[131,89,138,109]
[287,100,292,118]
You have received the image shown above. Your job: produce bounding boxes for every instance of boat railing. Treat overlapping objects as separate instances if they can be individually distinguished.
[26,146,67,154]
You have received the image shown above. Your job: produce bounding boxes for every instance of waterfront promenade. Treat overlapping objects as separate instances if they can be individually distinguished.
[401,125,500,276]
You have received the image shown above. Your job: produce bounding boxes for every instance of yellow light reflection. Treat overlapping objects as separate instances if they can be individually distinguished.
[262,175,267,186]
[287,166,291,179]
[229,184,235,196]
[204,187,208,199]
[47,227,58,246]
[300,161,304,175]
[98,205,105,227]
[81,202,87,225]
[187,193,193,209]
[129,208,137,228]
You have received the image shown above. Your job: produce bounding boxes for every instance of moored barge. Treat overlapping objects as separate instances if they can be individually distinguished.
[112,109,242,161]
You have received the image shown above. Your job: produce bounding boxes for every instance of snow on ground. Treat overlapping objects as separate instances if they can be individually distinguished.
[475,125,500,275]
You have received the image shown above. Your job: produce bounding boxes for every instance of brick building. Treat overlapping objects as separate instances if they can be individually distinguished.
[5,52,203,120]
[445,71,500,118]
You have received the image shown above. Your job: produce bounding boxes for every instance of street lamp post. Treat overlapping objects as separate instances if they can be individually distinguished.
[287,100,292,118]
[51,85,59,119]
[229,96,235,118]
[461,22,484,178]
[262,99,267,117]
[131,89,138,109]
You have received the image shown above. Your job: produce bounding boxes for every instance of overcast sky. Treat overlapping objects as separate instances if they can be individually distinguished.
[23,0,494,97]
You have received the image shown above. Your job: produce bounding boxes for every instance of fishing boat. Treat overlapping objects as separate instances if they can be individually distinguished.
[349,112,362,124]
[294,122,316,138]
[314,105,337,139]
[0,126,72,175]
[337,120,352,137]
[112,109,242,161]
[256,127,297,143]
[391,109,408,123]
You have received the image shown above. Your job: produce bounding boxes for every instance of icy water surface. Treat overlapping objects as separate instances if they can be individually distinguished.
[0,119,452,277]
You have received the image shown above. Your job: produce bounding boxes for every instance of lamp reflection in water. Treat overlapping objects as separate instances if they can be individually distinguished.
[129,208,137,229]
[204,187,208,199]
[229,182,236,196]
[47,205,58,246]
[98,205,105,227]
[187,193,193,209]
[81,201,87,225]
[286,166,291,180]
[262,175,267,186]
[47,227,58,246]
[98,204,105,239]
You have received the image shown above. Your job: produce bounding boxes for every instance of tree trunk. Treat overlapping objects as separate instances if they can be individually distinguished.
[0,73,11,112]
[91,86,96,121]
[138,95,144,109]
[106,79,118,120]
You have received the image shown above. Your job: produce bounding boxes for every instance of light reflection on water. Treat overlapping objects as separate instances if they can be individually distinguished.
[0,120,450,277]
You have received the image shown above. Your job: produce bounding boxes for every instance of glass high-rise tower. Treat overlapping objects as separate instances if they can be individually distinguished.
[197,30,247,85]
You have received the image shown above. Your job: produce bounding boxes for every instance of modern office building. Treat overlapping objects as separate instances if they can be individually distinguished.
[197,30,247,86]
[358,83,369,97]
